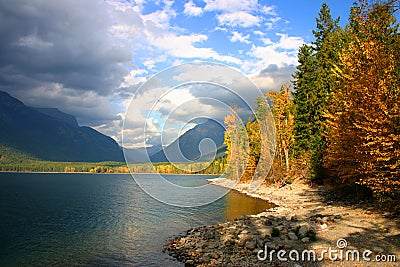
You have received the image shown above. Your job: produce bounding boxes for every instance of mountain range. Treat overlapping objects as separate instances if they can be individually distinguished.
[0,91,226,163]
[0,91,124,162]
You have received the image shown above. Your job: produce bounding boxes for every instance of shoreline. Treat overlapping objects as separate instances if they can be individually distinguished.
[165,178,400,266]
[0,170,129,174]
[0,171,221,176]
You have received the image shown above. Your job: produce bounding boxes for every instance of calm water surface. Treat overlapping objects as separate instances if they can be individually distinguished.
[0,173,272,266]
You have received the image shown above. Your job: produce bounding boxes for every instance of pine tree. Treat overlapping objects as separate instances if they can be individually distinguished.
[293,44,316,153]
[292,2,342,178]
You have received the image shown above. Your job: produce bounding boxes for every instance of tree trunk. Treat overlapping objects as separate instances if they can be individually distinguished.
[284,147,290,172]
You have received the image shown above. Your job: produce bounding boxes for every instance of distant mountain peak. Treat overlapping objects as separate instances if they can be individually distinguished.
[150,119,226,162]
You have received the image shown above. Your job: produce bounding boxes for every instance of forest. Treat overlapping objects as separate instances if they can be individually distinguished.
[224,0,399,207]
[0,145,227,174]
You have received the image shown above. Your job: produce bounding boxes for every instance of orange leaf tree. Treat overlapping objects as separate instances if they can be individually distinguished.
[324,0,400,199]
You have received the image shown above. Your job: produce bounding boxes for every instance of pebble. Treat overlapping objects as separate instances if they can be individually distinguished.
[298,225,309,238]
[287,231,298,240]
[301,237,310,243]
[245,240,256,250]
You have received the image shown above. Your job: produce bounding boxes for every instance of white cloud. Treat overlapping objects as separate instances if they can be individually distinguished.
[204,0,258,12]
[261,37,273,45]
[184,1,203,16]
[245,33,304,72]
[248,45,295,69]
[230,31,250,44]
[217,11,260,27]
[214,26,228,32]
[142,1,176,29]
[251,75,275,90]
[143,55,167,70]
[260,5,276,15]
[249,64,297,92]
[120,69,148,88]
[275,33,304,50]
[145,31,241,64]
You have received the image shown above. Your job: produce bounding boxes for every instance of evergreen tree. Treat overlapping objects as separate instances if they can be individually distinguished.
[292,2,341,178]
[293,44,316,153]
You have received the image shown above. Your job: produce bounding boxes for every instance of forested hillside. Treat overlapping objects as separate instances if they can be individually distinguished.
[223,0,399,207]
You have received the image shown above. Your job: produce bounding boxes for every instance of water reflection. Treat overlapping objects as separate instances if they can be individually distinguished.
[223,190,274,220]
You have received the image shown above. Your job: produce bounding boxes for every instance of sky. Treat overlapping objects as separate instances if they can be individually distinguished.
[0,0,357,148]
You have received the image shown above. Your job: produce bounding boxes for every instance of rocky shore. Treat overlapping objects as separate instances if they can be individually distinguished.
[164,178,400,266]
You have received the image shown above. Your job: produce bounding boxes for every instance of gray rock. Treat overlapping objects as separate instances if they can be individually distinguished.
[256,237,265,248]
[265,242,279,250]
[287,231,298,240]
[245,240,256,250]
[298,225,309,238]
[301,237,310,243]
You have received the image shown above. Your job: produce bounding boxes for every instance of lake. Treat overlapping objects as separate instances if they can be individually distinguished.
[0,173,272,266]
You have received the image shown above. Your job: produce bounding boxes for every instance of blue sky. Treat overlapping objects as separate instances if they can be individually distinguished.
[0,1,363,147]
[117,0,353,74]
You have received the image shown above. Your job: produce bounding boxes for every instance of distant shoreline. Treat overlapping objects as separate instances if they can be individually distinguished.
[0,170,221,176]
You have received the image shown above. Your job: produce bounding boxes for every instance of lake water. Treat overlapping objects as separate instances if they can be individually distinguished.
[0,173,272,266]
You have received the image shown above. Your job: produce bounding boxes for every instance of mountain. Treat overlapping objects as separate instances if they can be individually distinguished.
[0,91,124,162]
[124,145,162,163]
[150,119,226,162]
[33,107,79,127]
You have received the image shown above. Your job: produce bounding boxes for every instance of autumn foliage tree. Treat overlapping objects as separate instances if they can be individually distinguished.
[223,98,276,184]
[324,0,400,202]
[224,106,249,181]
[265,84,295,173]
